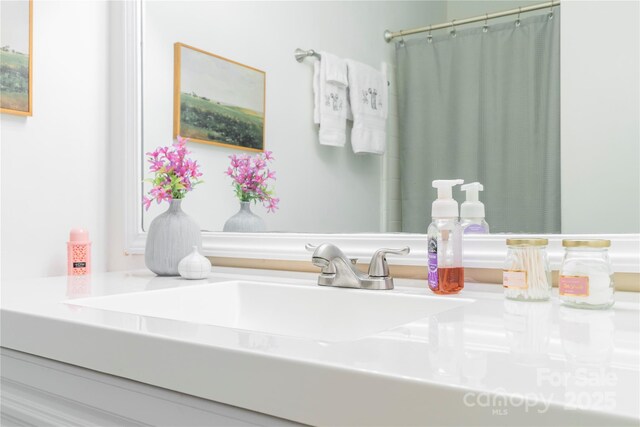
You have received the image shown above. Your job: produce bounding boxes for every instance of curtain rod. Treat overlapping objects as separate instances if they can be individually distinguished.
[384,0,560,43]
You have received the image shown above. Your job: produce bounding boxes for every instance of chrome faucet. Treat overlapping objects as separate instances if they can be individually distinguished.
[306,243,410,290]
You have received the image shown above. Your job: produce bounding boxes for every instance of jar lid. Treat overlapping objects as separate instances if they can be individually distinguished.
[506,238,549,246]
[562,239,611,248]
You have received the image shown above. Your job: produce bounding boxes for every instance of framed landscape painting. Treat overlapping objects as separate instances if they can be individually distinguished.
[0,0,33,116]
[173,43,266,152]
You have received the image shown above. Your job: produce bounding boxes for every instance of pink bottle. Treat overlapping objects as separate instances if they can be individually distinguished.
[67,228,91,276]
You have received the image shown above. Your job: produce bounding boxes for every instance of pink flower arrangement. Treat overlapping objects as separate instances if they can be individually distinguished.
[226,151,279,213]
[143,136,203,210]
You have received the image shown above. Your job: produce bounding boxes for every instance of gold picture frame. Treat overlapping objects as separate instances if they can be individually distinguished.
[173,42,266,152]
[0,0,33,116]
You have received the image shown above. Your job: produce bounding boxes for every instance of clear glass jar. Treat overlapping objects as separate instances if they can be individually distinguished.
[503,238,551,301]
[559,240,614,309]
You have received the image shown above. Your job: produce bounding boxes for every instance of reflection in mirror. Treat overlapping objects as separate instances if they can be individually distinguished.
[141,1,639,235]
[398,11,560,234]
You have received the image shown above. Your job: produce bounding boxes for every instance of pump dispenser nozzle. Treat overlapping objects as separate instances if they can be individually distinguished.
[432,179,464,218]
[461,182,485,218]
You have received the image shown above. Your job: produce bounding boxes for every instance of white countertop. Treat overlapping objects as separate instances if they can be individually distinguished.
[2,268,639,426]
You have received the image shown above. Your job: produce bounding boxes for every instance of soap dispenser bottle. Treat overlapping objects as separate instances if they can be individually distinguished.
[427,179,464,295]
[460,182,490,234]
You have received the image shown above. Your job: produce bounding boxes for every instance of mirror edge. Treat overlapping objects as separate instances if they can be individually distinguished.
[117,0,639,273]
[115,0,145,255]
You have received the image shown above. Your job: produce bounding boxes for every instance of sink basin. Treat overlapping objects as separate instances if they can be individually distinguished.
[67,281,473,342]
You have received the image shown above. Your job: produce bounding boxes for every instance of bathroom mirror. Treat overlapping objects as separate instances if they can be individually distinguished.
[121,0,638,266]
[142,1,640,233]
[139,0,638,236]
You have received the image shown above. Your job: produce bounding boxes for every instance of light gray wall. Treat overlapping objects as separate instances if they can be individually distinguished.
[560,0,639,233]
[1,1,112,280]
[447,0,543,22]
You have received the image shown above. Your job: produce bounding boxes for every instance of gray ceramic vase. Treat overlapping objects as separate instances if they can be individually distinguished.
[223,201,266,232]
[145,199,202,276]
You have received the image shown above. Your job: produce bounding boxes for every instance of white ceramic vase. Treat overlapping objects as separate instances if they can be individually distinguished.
[178,246,211,280]
[145,199,202,276]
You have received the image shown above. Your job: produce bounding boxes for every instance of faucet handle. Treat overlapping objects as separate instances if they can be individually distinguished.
[368,247,410,277]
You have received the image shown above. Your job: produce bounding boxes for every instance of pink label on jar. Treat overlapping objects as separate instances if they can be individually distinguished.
[559,275,590,296]
[503,270,527,289]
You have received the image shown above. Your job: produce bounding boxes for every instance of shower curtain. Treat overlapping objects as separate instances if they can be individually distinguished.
[396,12,560,233]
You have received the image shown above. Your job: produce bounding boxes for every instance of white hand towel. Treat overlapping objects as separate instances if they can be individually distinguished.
[313,54,348,147]
[346,60,388,155]
[320,51,348,87]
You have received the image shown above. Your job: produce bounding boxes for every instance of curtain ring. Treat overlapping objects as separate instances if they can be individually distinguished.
[427,26,433,43]
[515,7,521,27]
[450,19,457,38]
[398,34,406,48]
[482,13,489,33]
[548,3,554,20]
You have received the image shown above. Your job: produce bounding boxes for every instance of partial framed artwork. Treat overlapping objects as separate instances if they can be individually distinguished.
[173,42,266,152]
[0,0,33,116]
